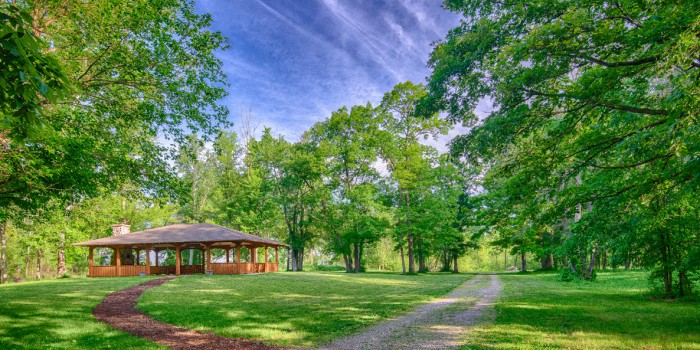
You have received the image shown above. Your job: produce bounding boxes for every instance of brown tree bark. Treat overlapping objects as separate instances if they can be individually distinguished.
[57,229,66,276]
[452,253,459,273]
[35,248,42,280]
[407,234,415,273]
[520,250,527,272]
[353,242,361,273]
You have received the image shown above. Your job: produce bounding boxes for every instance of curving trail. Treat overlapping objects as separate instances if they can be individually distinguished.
[320,274,501,350]
[93,276,287,350]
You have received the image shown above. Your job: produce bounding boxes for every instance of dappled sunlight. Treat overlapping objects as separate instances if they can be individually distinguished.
[137,272,470,347]
[0,277,162,349]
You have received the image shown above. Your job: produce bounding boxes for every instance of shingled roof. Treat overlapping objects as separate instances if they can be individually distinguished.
[72,223,287,247]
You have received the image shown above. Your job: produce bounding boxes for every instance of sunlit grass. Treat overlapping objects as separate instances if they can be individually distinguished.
[0,277,163,349]
[137,271,472,347]
[461,271,700,349]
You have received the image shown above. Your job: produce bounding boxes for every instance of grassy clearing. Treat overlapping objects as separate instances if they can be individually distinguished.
[138,271,471,347]
[0,276,163,350]
[462,271,700,350]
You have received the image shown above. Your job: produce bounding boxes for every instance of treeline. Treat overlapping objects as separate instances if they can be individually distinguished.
[163,80,471,274]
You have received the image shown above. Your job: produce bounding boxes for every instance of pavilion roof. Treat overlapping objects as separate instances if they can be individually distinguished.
[72,223,287,247]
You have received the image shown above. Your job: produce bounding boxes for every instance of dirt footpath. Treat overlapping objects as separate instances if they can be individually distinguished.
[320,274,501,350]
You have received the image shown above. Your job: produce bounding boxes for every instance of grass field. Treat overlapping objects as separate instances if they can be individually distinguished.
[2,270,697,350]
[461,271,700,349]
[137,271,471,347]
[0,276,163,349]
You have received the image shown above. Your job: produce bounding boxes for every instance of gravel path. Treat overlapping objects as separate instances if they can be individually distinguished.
[93,276,289,350]
[320,274,501,350]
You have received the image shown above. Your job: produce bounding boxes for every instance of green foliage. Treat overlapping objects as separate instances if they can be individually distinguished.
[0,5,68,139]
[427,0,700,294]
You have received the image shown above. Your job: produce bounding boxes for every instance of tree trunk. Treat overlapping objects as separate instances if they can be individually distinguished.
[452,253,459,273]
[584,246,601,279]
[35,248,42,280]
[353,242,361,273]
[57,229,66,277]
[400,244,406,275]
[0,221,7,284]
[407,234,415,273]
[25,247,30,278]
[660,230,672,296]
[602,251,608,271]
[417,239,426,273]
[540,253,553,270]
[343,253,353,273]
[520,250,527,272]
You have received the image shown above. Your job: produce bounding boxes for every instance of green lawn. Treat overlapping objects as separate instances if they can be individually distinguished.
[462,271,700,350]
[137,271,471,347]
[0,276,163,350]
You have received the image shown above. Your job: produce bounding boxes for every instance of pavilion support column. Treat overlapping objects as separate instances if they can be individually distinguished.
[145,247,151,276]
[275,247,279,264]
[88,247,94,278]
[136,249,140,265]
[226,248,230,263]
[206,246,211,273]
[264,246,269,272]
[115,247,121,277]
[175,246,181,276]
[236,246,241,274]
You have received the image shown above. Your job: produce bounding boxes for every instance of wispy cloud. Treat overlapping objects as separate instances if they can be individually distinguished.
[195,0,461,145]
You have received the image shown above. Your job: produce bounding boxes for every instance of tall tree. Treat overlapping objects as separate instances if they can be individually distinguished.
[306,104,387,273]
[426,0,700,292]
[379,81,450,274]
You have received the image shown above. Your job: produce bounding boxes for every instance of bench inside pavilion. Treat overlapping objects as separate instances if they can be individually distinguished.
[73,223,287,277]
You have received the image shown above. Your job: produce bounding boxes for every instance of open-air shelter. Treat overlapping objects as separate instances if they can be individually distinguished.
[73,223,287,277]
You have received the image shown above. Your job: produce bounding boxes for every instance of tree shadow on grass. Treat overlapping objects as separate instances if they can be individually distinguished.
[0,277,162,349]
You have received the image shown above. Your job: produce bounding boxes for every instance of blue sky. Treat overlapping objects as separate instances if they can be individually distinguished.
[195,0,463,144]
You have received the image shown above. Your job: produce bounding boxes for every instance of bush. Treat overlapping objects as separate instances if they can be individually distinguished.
[310,264,346,272]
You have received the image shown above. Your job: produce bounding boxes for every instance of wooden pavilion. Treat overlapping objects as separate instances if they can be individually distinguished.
[73,223,288,277]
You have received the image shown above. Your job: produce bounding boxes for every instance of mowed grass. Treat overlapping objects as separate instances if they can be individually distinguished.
[138,271,471,347]
[462,271,700,350]
[0,276,163,349]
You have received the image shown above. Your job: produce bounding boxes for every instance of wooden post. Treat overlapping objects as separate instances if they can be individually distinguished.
[88,247,94,277]
[145,247,151,276]
[206,246,211,272]
[226,248,230,263]
[175,246,181,276]
[115,247,121,276]
[264,246,269,272]
[252,246,257,264]
[136,249,140,265]
[275,247,279,264]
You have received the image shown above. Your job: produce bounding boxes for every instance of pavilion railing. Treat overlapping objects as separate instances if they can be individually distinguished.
[150,266,176,275]
[90,266,117,277]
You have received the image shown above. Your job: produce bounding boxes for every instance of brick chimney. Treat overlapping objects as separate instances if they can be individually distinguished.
[111,221,130,236]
